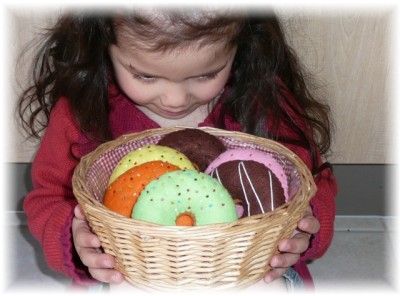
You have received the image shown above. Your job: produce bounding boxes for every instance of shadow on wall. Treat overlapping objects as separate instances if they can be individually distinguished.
[333,164,390,216]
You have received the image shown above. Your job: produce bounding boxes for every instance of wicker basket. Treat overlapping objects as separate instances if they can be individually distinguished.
[72,127,316,291]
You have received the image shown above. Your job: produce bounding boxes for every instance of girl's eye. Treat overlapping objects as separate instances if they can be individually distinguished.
[131,72,219,83]
[133,74,158,83]
[196,72,218,82]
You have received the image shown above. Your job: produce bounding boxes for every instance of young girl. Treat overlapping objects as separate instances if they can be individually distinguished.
[18,8,337,291]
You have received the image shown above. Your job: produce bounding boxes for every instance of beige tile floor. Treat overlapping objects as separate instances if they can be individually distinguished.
[308,216,398,292]
[3,215,399,293]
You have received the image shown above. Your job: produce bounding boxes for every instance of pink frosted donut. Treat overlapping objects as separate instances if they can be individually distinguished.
[205,148,289,199]
[205,148,290,216]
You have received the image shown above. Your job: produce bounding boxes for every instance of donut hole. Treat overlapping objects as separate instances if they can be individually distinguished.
[176,212,196,226]
[233,198,243,207]
[233,198,244,218]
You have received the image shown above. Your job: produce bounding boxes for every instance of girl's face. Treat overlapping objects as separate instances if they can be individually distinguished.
[109,40,236,119]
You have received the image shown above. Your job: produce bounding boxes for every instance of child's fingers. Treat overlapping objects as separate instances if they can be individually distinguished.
[89,267,124,284]
[72,217,101,248]
[298,207,320,234]
[78,247,115,269]
[73,204,86,220]
[264,267,287,283]
[269,252,300,269]
[278,232,310,254]
[298,215,320,234]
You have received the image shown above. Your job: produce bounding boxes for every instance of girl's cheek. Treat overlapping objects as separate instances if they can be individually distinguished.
[115,72,158,104]
[190,80,227,102]
[191,88,219,102]
[123,83,154,104]
[190,64,233,101]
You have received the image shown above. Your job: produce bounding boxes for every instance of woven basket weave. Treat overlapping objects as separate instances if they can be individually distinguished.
[72,127,316,291]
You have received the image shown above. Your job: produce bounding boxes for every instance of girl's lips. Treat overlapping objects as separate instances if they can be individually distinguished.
[159,108,189,117]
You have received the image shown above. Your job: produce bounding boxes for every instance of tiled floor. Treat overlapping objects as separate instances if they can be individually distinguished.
[3,215,398,293]
[308,216,398,292]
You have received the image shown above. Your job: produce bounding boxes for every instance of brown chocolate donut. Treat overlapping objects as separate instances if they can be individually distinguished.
[209,160,285,216]
[158,128,226,171]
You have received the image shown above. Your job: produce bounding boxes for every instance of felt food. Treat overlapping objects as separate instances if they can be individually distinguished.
[131,170,238,226]
[158,128,227,171]
[108,144,196,184]
[103,161,180,217]
[205,148,289,217]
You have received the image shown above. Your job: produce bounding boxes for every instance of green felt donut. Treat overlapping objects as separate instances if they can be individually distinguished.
[109,144,196,184]
[132,170,238,226]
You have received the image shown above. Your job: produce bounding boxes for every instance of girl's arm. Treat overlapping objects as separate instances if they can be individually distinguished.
[23,98,96,285]
[264,143,337,284]
[276,84,338,262]
[263,85,337,283]
[289,145,337,262]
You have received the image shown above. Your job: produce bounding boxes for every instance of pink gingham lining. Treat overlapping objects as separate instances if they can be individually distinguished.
[85,134,301,203]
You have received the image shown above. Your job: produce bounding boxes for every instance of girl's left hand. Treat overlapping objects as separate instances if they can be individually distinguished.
[264,206,320,283]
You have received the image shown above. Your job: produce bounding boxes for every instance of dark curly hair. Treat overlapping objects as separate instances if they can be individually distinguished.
[17,9,332,172]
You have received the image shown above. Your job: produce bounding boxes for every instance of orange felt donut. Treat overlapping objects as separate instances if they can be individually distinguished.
[103,160,179,217]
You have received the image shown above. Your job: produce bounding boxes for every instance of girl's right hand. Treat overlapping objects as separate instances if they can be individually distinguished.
[72,204,124,284]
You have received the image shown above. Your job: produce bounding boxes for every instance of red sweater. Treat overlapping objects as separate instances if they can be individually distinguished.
[23,87,337,287]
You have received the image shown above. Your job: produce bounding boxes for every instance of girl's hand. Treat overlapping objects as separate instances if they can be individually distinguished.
[72,204,124,284]
[264,206,320,283]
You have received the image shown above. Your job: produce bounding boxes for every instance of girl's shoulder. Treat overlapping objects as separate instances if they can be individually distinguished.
[47,97,102,158]
[47,97,83,142]
[51,96,74,118]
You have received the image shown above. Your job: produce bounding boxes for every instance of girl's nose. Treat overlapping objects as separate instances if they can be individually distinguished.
[160,84,189,109]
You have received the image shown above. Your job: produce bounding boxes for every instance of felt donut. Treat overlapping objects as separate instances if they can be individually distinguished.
[158,128,226,171]
[108,144,196,184]
[103,161,180,217]
[131,170,238,226]
[205,148,289,217]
